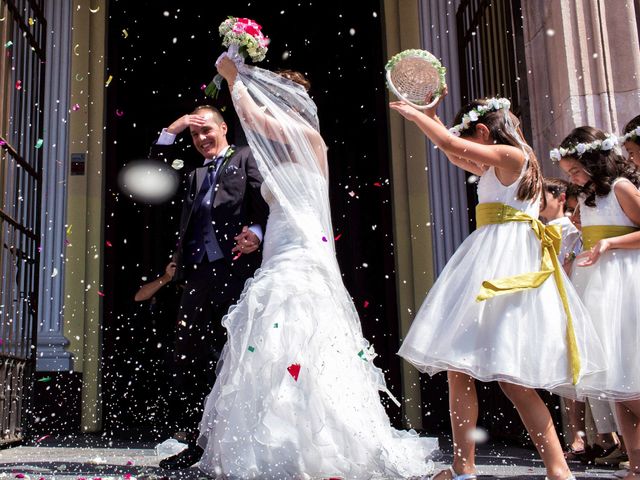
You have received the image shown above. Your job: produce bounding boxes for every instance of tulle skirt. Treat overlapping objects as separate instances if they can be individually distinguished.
[398,222,606,399]
[570,249,640,400]
[198,237,438,479]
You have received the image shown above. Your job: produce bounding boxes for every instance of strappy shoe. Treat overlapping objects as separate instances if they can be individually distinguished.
[430,466,477,480]
[564,444,586,462]
[544,475,576,480]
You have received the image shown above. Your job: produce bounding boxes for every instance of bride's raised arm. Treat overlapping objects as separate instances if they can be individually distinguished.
[217,56,327,177]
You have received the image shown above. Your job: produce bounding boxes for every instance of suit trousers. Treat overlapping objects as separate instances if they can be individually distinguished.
[171,258,244,443]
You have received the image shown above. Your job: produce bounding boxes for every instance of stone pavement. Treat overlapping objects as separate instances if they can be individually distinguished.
[0,435,623,479]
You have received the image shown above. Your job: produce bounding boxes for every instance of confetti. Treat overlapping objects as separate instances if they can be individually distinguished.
[247,346,255,352]
[89,6,100,13]
[273,323,278,328]
[105,75,113,87]
[373,182,382,187]
[28,17,34,26]
[334,233,342,241]
[363,300,370,308]
[122,29,128,39]
[200,83,207,90]
[115,109,124,117]
[36,434,50,442]
[357,350,367,361]
[287,363,300,381]
[74,44,80,56]
[4,41,12,48]
[72,103,80,111]
[321,236,327,242]
[66,225,72,235]
[51,268,58,278]
[232,252,242,261]
[38,376,52,383]
[15,474,25,479]
[0,140,6,147]
[105,241,112,247]
[97,291,105,297]
[15,80,21,90]
[35,138,44,149]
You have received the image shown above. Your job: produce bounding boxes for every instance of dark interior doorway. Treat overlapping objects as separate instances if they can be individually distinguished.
[103,0,407,438]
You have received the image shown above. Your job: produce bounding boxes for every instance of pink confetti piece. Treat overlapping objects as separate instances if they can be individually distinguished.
[200,84,207,90]
[373,182,382,187]
[126,460,134,466]
[105,240,112,247]
[334,233,342,241]
[36,434,50,442]
[97,291,105,297]
[72,103,80,111]
[64,239,71,246]
[15,474,25,479]
[115,109,124,117]
[232,251,242,261]
[123,474,132,480]
[15,80,21,90]
[363,300,370,308]
[287,363,300,381]
[0,140,6,146]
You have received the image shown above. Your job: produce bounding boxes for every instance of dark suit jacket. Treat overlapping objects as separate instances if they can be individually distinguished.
[150,142,269,282]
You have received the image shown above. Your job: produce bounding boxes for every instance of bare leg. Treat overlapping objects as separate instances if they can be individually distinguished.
[564,399,586,451]
[499,382,572,480]
[433,372,478,480]
[616,400,640,479]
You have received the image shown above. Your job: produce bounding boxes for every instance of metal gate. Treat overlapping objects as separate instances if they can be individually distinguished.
[0,0,45,445]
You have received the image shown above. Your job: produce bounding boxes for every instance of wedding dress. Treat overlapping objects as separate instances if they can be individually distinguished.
[197,62,437,479]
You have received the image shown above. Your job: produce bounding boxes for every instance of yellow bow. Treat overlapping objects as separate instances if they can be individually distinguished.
[475,202,581,384]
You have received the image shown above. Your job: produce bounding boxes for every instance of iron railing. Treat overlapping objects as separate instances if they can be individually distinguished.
[0,0,46,445]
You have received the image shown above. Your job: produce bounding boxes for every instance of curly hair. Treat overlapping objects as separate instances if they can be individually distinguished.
[559,126,640,207]
[623,114,640,146]
[453,99,541,201]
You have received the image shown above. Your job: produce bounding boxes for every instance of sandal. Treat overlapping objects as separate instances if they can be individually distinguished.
[431,466,477,480]
[564,444,586,462]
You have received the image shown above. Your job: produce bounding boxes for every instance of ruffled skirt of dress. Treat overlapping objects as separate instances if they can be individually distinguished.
[398,222,606,399]
[570,249,640,400]
[197,239,438,479]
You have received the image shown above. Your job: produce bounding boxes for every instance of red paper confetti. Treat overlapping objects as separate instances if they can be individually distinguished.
[97,291,105,297]
[105,240,112,247]
[287,363,300,381]
[123,474,132,480]
[15,80,21,90]
[363,300,370,308]
[126,460,134,466]
[36,434,50,442]
[373,182,382,187]
[72,103,80,111]
[15,475,25,479]
[0,140,6,146]
[334,233,342,241]
[200,84,207,90]
[232,252,242,261]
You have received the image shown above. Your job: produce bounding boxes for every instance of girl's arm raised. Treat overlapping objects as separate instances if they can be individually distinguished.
[389,101,524,174]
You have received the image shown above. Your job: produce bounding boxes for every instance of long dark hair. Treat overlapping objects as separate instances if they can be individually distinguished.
[559,126,640,207]
[453,99,541,201]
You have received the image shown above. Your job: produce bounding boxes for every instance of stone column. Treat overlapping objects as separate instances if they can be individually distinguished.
[36,0,74,372]
[418,0,470,273]
[522,0,640,174]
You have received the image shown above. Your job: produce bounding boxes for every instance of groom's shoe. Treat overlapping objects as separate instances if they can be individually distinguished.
[159,444,204,470]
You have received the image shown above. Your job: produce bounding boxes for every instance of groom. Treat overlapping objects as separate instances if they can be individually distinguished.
[150,106,268,469]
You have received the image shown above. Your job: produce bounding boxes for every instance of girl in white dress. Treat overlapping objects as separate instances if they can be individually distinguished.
[195,56,438,479]
[555,126,640,480]
[390,97,605,480]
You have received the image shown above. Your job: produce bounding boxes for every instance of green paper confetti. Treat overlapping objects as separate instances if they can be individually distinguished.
[273,323,278,328]
[35,138,43,149]
[357,350,367,361]
[247,346,255,352]
[37,376,52,382]
[4,41,12,47]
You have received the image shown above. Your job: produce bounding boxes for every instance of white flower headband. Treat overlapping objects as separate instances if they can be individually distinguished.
[549,134,618,163]
[620,126,640,144]
[449,97,511,137]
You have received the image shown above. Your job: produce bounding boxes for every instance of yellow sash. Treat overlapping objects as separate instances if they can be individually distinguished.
[582,225,639,250]
[475,202,581,384]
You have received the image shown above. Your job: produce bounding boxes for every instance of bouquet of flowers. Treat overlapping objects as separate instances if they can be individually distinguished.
[205,17,269,98]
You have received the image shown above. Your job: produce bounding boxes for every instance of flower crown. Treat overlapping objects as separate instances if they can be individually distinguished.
[549,134,618,163]
[620,126,640,144]
[449,97,511,137]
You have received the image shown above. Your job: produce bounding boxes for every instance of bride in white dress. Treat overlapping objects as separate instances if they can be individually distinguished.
[196,56,438,479]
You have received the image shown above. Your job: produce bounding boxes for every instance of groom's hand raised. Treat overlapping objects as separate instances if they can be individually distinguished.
[166,114,207,135]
